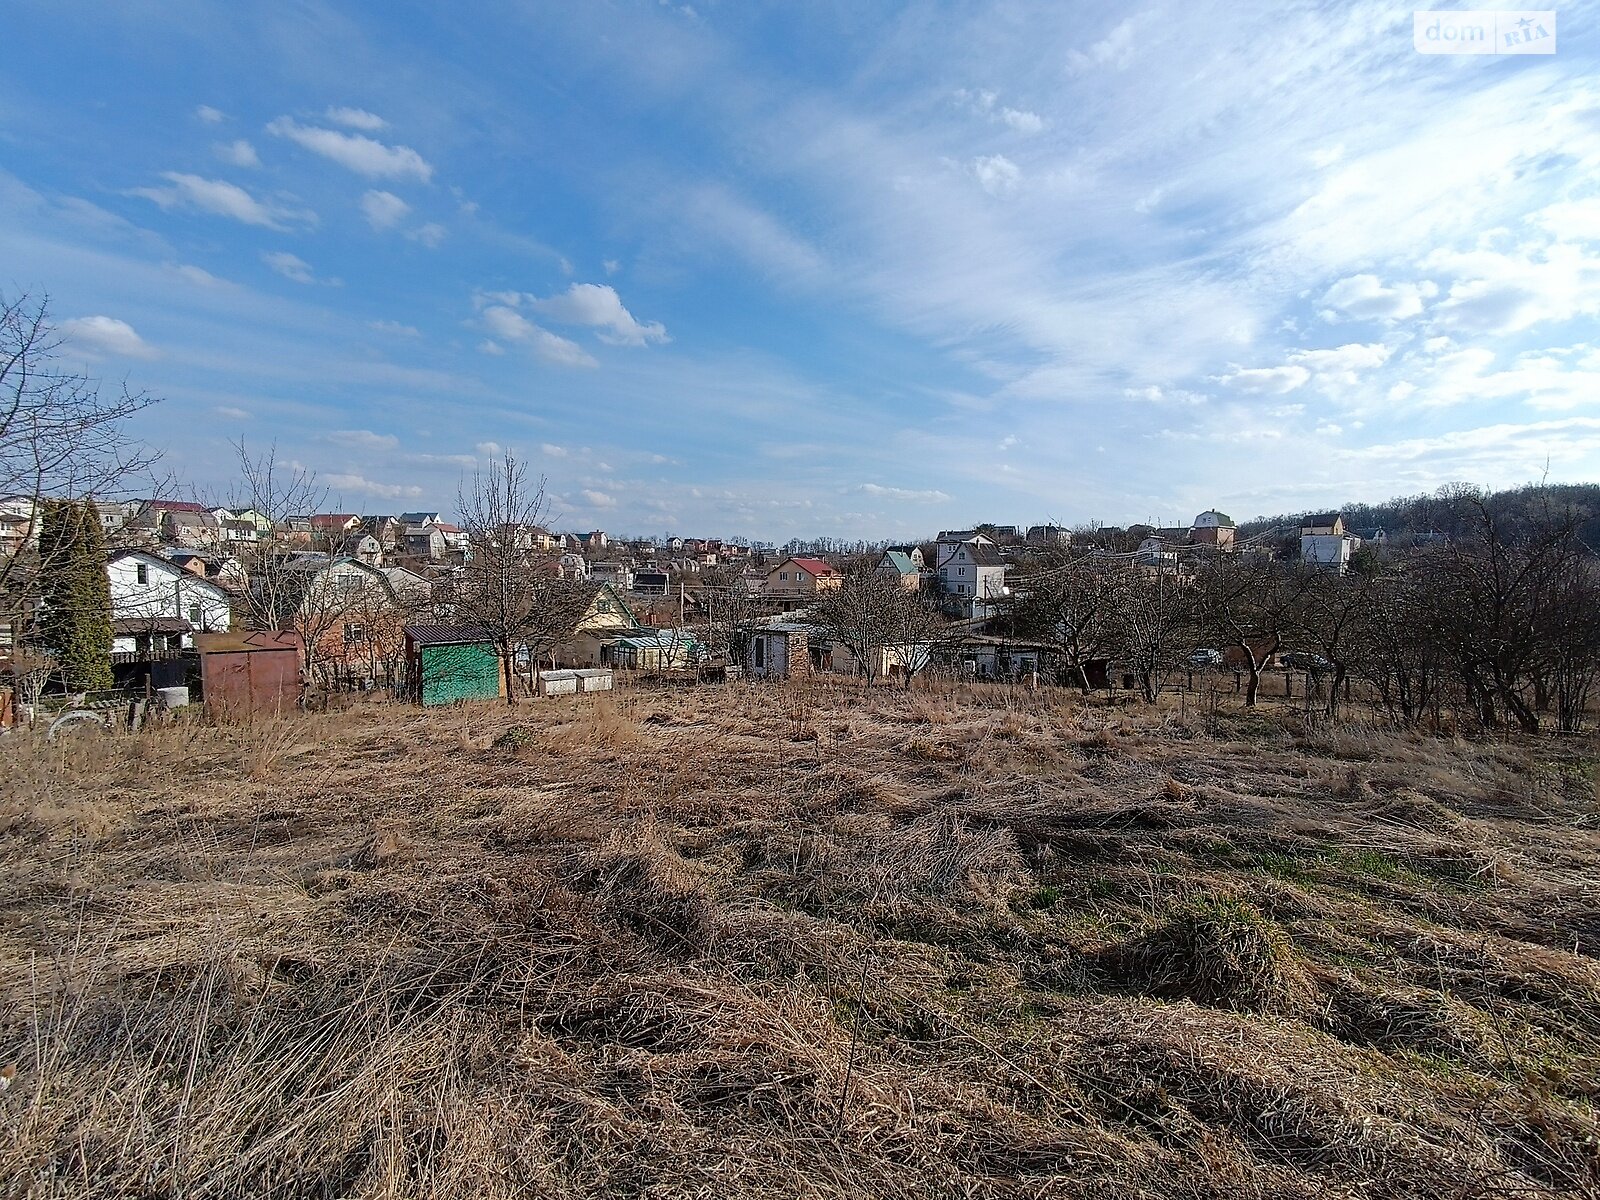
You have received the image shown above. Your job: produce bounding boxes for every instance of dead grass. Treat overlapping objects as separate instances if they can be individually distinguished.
[1,682,1597,1197]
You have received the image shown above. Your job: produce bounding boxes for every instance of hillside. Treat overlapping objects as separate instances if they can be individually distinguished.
[2,684,1598,1198]
[1237,482,1600,549]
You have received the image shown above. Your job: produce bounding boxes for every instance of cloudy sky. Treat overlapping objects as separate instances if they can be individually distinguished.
[4,2,1600,538]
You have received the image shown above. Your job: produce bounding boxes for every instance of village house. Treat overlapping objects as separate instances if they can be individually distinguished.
[403,524,447,561]
[938,631,1053,681]
[588,561,635,592]
[338,531,384,566]
[436,523,469,554]
[1136,528,1188,565]
[271,556,407,682]
[309,513,362,540]
[633,568,670,596]
[0,495,38,555]
[161,508,222,548]
[762,556,842,601]
[361,515,406,551]
[1190,510,1236,550]
[164,550,248,590]
[553,583,646,666]
[935,535,1007,605]
[876,549,923,591]
[106,549,233,653]
[1300,513,1360,574]
[1026,524,1072,546]
[381,564,432,609]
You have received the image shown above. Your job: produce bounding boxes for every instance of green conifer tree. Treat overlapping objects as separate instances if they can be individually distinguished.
[37,499,114,692]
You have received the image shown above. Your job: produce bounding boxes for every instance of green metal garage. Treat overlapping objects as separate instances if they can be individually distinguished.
[404,625,505,706]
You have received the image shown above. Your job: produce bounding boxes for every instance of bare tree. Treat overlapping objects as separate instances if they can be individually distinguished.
[1300,569,1380,718]
[0,292,163,651]
[1192,556,1310,707]
[1003,552,1125,691]
[1424,487,1594,733]
[700,582,761,669]
[222,440,333,632]
[453,453,593,703]
[812,567,948,687]
[1114,565,1192,703]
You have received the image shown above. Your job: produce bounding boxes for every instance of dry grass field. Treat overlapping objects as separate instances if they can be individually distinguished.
[2,680,1599,1199]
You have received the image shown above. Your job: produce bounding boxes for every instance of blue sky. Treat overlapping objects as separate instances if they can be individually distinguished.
[5,2,1600,540]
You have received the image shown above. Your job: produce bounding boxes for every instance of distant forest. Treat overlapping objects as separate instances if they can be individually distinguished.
[1236,483,1600,553]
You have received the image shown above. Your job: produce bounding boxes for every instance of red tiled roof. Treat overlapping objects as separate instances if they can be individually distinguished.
[310,514,357,528]
[789,558,837,576]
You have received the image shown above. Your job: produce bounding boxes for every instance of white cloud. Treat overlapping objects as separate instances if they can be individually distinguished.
[1067,15,1143,71]
[858,483,952,502]
[324,472,423,500]
[266,117,433,181]
[214,406,250,419]
[603,259,620,275]
[367,319,420,337]
[325,429,399,451]
[61,316,155,359]
[1423,244,1600,336]
[682,185,826,282]
[580,489,617,509]
[1309,144,1345,169]
[1217,364,1310,394]
[1320,274,1428,322]
[477,339,505,356]
[195,105,225,124]
[172,264,228,288]
[475,441,502,456]
[361,189,411,230]
[955,89,1044,134]
[972,154,1021,196]
[262,250,316,284]
[1000,107,1044,134]
[1534,197,1600,242]
[325,106,387,131]
[1287,342,1392,385]
[131,172,304,229]
[540,442,568,457]
[531,283,668,346]
[480,305,598,368]
[407,221,446,248]
[1350,418,1600,477]
[215,139,260,168]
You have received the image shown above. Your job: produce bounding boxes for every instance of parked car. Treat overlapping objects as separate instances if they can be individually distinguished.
[1187,648,1223,667]
[1280,651,1331,671]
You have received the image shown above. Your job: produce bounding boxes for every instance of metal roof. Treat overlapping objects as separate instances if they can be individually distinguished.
[405,623,497,646]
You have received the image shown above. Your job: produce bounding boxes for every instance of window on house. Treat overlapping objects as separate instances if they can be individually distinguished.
[188,604,201,624]
[135,564,148,585]
[597,599,611,613]
[957,566,966,576]
[779,571,788,580]
[345,624,366,646]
